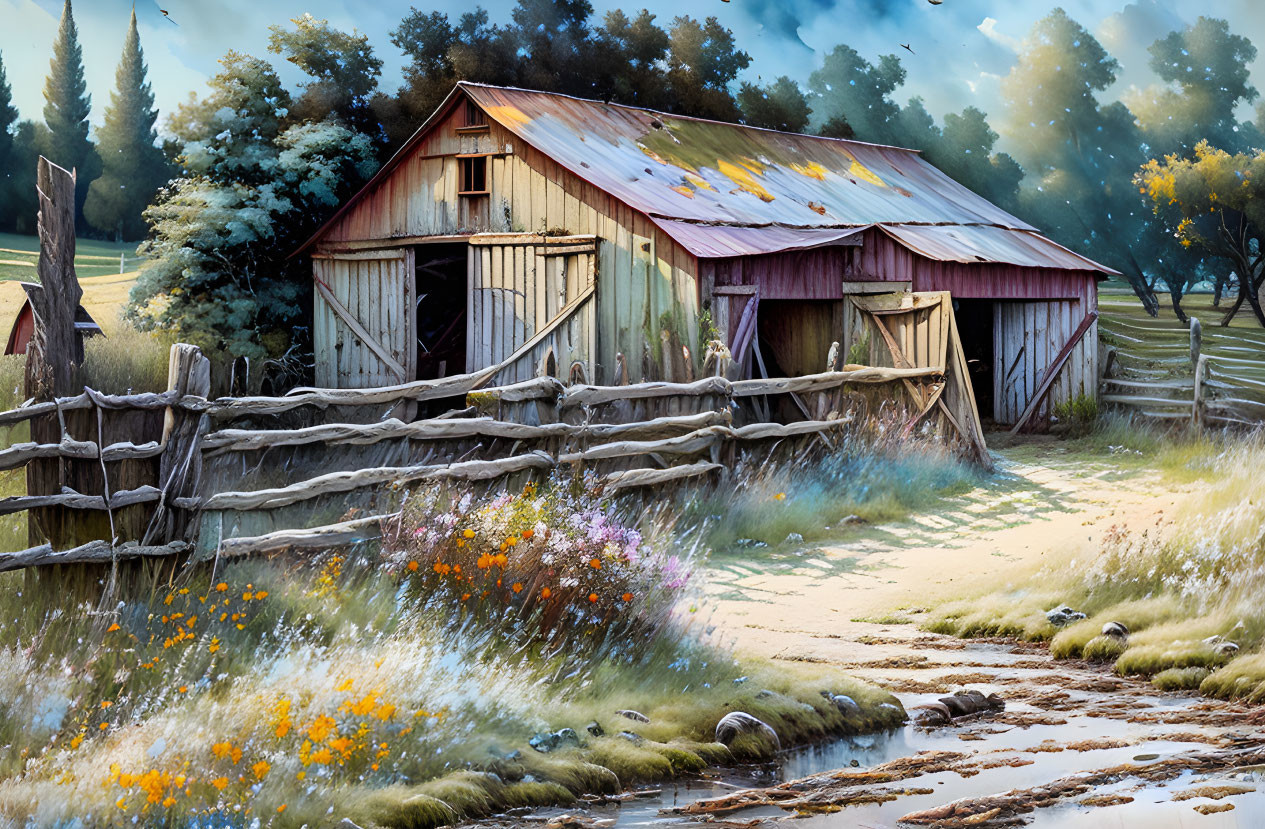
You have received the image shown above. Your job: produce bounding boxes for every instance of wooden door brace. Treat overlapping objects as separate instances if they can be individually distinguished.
[1008,311,1098,435]
[314,279,407,380]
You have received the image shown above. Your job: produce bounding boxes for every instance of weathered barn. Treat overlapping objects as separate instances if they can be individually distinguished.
[299,83,1112,426]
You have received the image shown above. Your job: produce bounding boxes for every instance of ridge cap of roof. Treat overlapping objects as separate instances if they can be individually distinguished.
[457,81,927,155]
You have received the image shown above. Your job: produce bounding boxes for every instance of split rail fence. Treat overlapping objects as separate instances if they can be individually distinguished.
[1099,312,1265,428]
[0,344,974,574]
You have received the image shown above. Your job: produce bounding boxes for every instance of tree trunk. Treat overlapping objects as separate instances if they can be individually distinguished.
[1170,288,1188,324]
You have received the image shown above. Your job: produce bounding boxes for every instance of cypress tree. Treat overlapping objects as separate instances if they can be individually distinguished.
[0,51,20,231]
[42,0,96,228]
[86,9,169,241]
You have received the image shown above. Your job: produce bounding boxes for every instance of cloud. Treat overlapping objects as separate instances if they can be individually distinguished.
[977,17,1020,53]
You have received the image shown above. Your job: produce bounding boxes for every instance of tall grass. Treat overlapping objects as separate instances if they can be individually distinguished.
[928,422,1265,700]
[689,436,981,553]
[0,474,905,827]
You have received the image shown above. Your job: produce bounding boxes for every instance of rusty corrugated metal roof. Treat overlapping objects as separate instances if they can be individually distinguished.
[461,83,1112,271]
[654,222,863,259]
[878,225,1112,272]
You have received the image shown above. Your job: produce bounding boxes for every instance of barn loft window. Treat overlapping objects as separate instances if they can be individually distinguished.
[459,156,488,196]
[455,100,489,134]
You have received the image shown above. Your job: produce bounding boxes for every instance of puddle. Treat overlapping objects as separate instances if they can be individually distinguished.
[565,687,1263,828]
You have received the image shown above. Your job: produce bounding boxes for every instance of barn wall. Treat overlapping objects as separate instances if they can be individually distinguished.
[699,246,855,300]
[316,98,699,385]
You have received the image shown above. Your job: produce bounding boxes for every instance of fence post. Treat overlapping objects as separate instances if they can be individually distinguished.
[142,344,211,546]
[1190,317,1203,430]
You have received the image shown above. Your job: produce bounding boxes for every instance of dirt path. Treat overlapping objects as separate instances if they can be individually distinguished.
[683,444,1265,827]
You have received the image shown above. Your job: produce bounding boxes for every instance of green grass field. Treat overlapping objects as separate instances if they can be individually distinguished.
[0,232,146,283]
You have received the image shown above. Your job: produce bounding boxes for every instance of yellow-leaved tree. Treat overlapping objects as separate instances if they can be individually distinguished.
[1137,141,1265,327]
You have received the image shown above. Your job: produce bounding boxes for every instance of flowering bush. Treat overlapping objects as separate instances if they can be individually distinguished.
[384,479,693,654]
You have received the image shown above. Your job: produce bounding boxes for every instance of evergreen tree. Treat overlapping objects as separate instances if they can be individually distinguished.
[738,76,811,133]
[85,9,169,241]
[0,51,20,232]
[41,0,97,229]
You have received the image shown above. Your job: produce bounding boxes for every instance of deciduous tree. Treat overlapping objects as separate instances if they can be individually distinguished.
[1138,142,1265,327]
[738,76,810,133]
[1000,9,1159,315]
[268,14,384,139]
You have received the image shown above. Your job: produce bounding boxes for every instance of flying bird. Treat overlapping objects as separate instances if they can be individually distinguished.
[160,8,178,25]
[901,43,915,54]
[928,0,943,5]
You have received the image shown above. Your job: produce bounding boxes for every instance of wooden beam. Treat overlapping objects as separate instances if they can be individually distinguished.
[311,250,407,261]
[602,462,723,492]
[1009,312,1098,434]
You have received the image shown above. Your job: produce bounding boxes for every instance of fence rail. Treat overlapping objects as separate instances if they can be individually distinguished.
[1100,313,1265,427]
[0,343,973,573]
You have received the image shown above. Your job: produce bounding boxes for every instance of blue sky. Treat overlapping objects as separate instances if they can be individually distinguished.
[1,0,1262,133]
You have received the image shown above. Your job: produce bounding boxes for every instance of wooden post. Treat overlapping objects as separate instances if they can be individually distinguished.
[25,157,83,399]
[1190,316,1203,430]
[25,157,84,549]
[1193,355,1207,430]
[142,344,211,546]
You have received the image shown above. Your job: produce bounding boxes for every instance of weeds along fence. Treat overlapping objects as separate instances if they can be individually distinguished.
[1099,304,1265,428]
[0,343,979,572]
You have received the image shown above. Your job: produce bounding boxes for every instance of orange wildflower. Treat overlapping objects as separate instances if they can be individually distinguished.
[589,558,602,569]
[541,587,552,599]
[407,561,419,572]
[589,593,599,603]
[252,760,270,780]
[522,529,534,539]
[512,582,524,593]
[215,583,228,592]
[210,777,228,791]
[622,592,634,602]
[107,623,121,632]
[463,529,476,539]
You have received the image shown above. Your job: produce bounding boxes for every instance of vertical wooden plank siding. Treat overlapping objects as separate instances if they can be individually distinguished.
[992,299,1096,424]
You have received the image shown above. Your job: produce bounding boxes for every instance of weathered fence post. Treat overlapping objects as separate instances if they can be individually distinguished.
[142,344,211,546]
[1189,317,1204,430]
[25,157,84,549]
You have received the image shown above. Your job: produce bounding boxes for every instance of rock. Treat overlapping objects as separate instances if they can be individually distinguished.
[1046,605,1087,626]
[915,690,1003,728]
[840,515,865,525]
[618,730,644,744]
[785,532,804,544]
[821,691,861,716]
[1101,621,1129,640]
[585,721,604,737]
[756,689,776,699]
[735,538,769,549]
[912,701,953,727]
[1203,635,1225,646]
[545,815,618,829]
[337,821,365,829]
[733,676,748,685]
[615,709,650,723]
[715,711,781,751]
[529,728,581,753]
[1215,642,1241,656]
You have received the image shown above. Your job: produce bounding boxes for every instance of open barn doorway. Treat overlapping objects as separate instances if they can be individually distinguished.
[754,299,843,377]
[414,243,468,379]
[953,299,996,424]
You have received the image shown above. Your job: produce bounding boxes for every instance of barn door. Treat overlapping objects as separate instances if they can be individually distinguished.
[993,300,1096,426]
[467,236,597,385]
[312,249,416,389]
